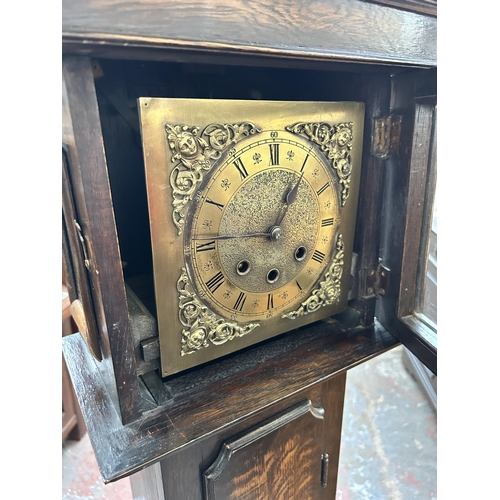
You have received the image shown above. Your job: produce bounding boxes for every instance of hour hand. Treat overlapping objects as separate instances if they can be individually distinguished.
[275,171,305,227]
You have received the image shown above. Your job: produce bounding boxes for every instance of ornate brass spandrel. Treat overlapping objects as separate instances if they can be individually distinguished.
[282,234,345,320]
[177,267,260,356]
[285,122,354,206]
[166,122,261,235]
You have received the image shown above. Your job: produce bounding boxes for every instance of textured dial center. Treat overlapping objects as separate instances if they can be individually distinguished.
[218,169,320,293]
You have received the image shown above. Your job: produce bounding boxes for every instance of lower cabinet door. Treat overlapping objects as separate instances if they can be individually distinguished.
[140,374,346,500]
[203,399,331,500]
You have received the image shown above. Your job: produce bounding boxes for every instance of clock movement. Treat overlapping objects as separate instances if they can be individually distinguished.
[139,99,365,377]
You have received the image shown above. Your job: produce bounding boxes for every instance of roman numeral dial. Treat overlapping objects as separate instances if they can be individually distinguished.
[139,94,365,379]
[186,132,342,323]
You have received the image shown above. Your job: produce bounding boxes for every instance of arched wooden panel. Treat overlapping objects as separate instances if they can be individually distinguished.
[203,400,330,500]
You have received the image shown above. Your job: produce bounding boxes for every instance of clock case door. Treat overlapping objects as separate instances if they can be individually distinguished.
[375,70,437,376]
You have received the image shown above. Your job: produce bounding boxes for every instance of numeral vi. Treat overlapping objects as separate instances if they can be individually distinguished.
[234,292,247,311]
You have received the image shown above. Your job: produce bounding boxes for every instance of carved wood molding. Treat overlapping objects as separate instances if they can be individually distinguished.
[203,400,324,500]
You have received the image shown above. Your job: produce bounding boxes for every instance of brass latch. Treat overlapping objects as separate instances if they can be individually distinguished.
[363,259,390,298]
[371,116,402,157]
[321,453,329,488]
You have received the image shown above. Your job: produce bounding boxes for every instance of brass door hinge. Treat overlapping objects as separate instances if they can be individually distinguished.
[362,259,390,298]
[371,116,402,157]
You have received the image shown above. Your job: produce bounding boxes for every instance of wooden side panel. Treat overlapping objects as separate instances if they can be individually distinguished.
[130,463,166,500]
[62,56,143,424]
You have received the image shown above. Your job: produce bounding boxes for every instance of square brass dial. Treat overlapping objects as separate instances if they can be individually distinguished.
[138,99,365,377]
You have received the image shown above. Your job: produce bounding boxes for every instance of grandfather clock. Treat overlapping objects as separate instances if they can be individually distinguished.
[62,0,436,498]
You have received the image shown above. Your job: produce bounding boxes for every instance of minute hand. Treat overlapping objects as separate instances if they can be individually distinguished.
[193,232,270,241]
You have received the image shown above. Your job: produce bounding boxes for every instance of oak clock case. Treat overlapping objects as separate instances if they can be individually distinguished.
[139,99,365,378]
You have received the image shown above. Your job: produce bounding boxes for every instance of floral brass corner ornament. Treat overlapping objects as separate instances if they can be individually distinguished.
[282,234,345,320]
[178,268,260,356]
[286,122,354,206]
[165,122,261,235]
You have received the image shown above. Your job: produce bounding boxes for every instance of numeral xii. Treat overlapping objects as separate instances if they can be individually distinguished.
[269,144,280,165]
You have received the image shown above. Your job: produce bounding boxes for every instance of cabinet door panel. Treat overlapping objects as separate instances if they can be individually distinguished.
[156,373,345,499]
[203,400,329,500]
[376,69,437,374]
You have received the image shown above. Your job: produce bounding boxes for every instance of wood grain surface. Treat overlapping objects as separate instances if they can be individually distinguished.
[62,56,144,424]
[158,373,346,499]
[398,102,435,317]
[62,317,398,483]
[62,0,436,67]
[203,401,328,500]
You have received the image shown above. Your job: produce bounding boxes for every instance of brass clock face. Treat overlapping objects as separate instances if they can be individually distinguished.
[185,131,340,323]
[139,99,365,377]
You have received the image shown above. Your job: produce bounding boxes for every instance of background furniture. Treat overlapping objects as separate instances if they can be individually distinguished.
[62,283,86,441]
